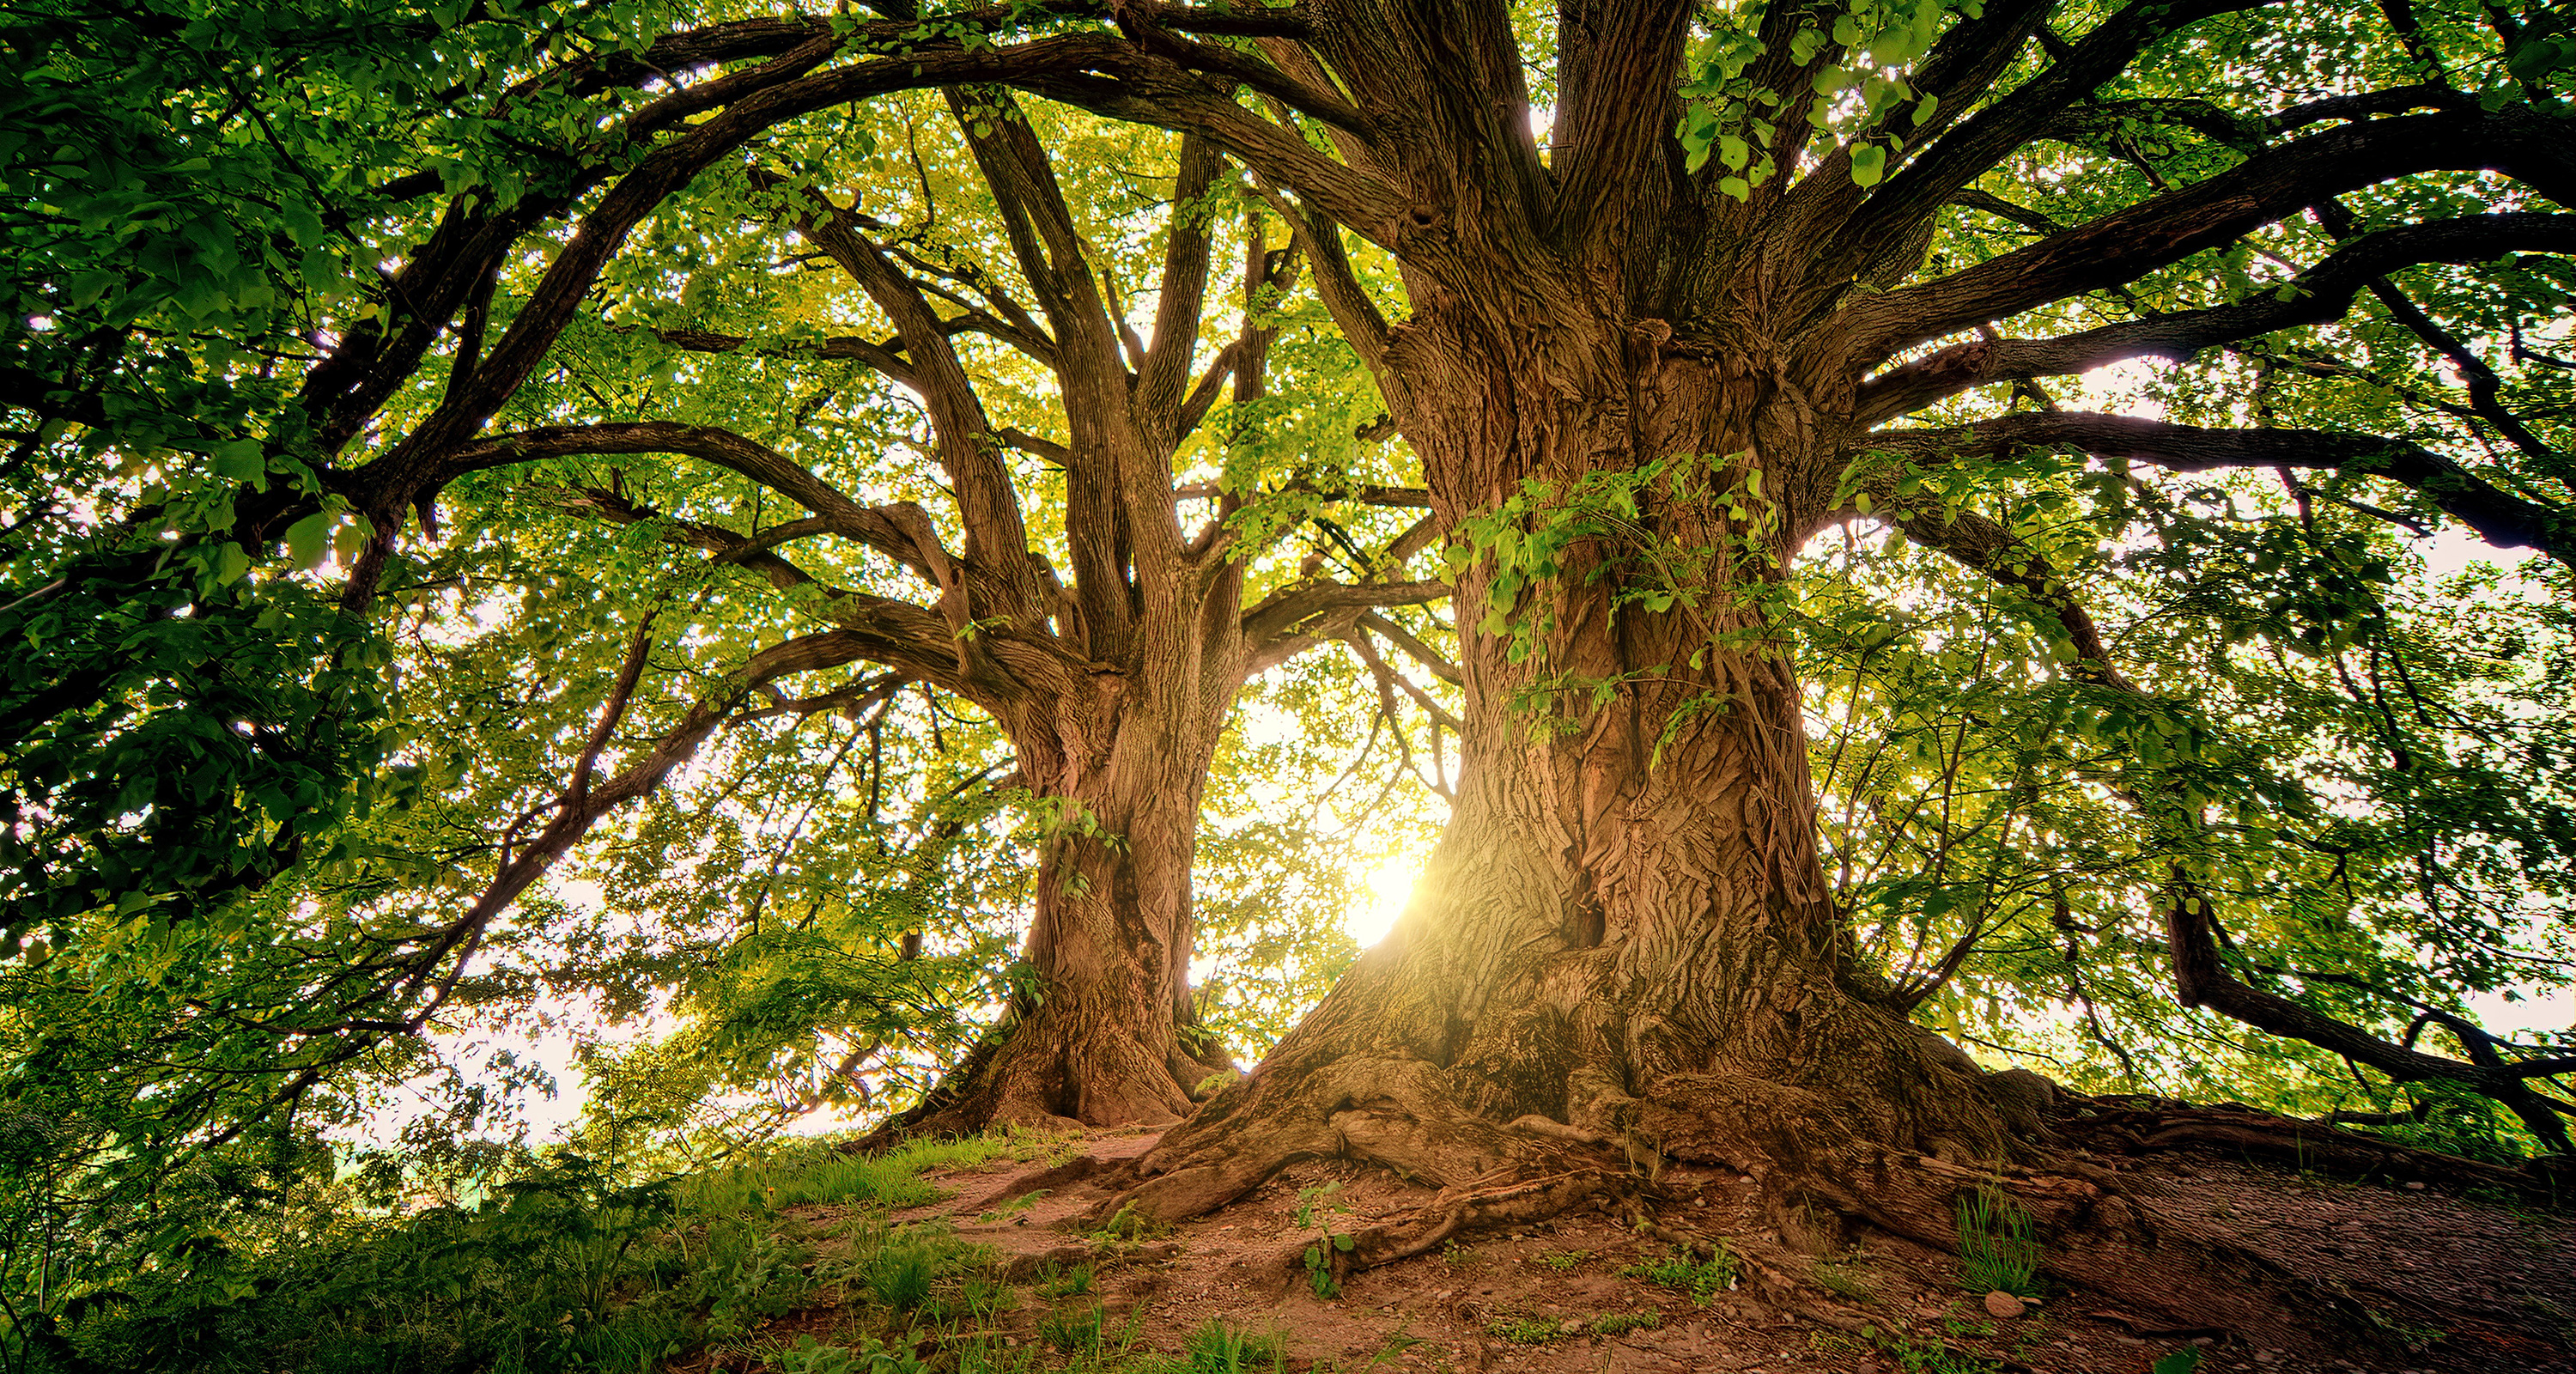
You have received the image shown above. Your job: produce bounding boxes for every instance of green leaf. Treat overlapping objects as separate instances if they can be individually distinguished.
[211,439,265,483]
[284,513,334,571]
[1849,143,1886,187]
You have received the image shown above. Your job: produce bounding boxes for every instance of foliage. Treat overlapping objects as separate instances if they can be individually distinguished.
[1619,1244,1739,1304]
[1181,1319,1283,1374]
[1953,1185,2044,1298]
[771,1334,930,1374]
[25,1130,1011,1374]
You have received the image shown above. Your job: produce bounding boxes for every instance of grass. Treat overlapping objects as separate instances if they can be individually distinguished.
[51,1129,1066,1374]
[679,1132,1037,1217]
[1954,1183,2044,1298]
[1620,1242,1738,1303]
[1039,1300,1107,1355]
[1536,1248,1590,1270]
[1588,1310,1663,1335]
[863,1229,948,1311]
[1485,1311,1578,1344]
[1182,1318,1285,1372]
[1814,1256,1876,1304]
[1036,1261,1097,1298]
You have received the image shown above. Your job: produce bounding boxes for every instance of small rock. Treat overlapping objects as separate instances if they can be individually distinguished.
[1983,1291,2028,1320]
[2403,1181,2427,1191]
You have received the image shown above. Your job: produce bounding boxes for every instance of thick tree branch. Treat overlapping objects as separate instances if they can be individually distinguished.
[1240,576,1450,656]
[1846,108,2576,364]
[1812,0,2281,306]
[1867,412,2573,564]
[2167,885,2573,1151]
[436,421,961,587]
[1137,136,1224,423]
[1356,610,1461,685]
[1854,214,2576,424]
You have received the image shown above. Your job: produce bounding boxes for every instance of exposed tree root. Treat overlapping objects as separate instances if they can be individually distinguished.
[1056,1066,2566,1366]
[2058,1092,2573,1197]
[846,999,1236,1153]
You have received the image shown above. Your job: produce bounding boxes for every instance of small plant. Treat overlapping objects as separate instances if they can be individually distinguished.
[1941,1310,1996,1341]
[2151,1350,2203,1374]
[975,1189,1048,1224]
[1485,1311,1577,1344]
[1954,1182,2043,1298]
[1353,1328,1427,1371]
[1089,1201,1166,1243]
[771,1334,932,1374]
[1438,1239,1477,1268]
[1035,1261,1095,1298]
[1861,1322,2008,1374]
[1184,1318,1285,1373]
[1814,1258,1876,1304]
[1538,1248,1590,1270]
[1294,1180,1354,1298]
[1621,1243,1737,1303]
[1038,1299,1104,1355]
[1589,1310,1663,1335]
[1303,1230,1355,1298]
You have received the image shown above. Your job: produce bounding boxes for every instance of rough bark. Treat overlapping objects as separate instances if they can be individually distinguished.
[1099,242,2025,1217]
[895,625,1245,1134]
[1048,9,2576,1353]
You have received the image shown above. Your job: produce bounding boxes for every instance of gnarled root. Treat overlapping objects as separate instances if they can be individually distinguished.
[1072,1057,2566,1369]
[848,992,1232,1152]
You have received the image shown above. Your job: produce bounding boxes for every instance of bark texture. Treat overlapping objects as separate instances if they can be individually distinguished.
[1044,3,2576,1351]
[1109,240,2020,1222]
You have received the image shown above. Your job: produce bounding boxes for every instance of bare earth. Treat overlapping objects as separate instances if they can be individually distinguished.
[716,1128,2576,1374]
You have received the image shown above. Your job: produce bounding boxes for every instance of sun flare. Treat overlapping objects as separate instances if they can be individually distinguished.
[1347,858,1420,949]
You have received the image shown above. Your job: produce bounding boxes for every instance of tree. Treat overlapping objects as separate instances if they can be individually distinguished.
[9,0,2575,1351]
[419,93,1455,1133]
[930,0,2576,1342]
[3,4,1450,1152]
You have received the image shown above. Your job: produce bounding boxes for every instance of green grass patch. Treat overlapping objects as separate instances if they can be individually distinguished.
[1621,1243,1737,1303]
[1954,1183,2043,1298]
[1485,1311,1578,1344]
[47,1131,1051,1374]
[1182,1318,1285,1372]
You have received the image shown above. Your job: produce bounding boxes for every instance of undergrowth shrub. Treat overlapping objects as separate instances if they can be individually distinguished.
[46,1132,1034,1374]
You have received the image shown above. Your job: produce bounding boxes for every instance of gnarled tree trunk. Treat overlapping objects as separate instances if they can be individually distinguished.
[903,660,1242,1133]
[1107,284,2020,1219]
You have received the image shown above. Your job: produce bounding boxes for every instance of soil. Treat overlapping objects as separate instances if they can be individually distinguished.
[714,1128,2576,1374]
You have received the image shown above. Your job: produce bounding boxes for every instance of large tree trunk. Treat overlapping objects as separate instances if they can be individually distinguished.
[903,701,1238,1134]
[1105,287,2022,1215]
[874,500,1256,1136]
[1074,224,2485,1365]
